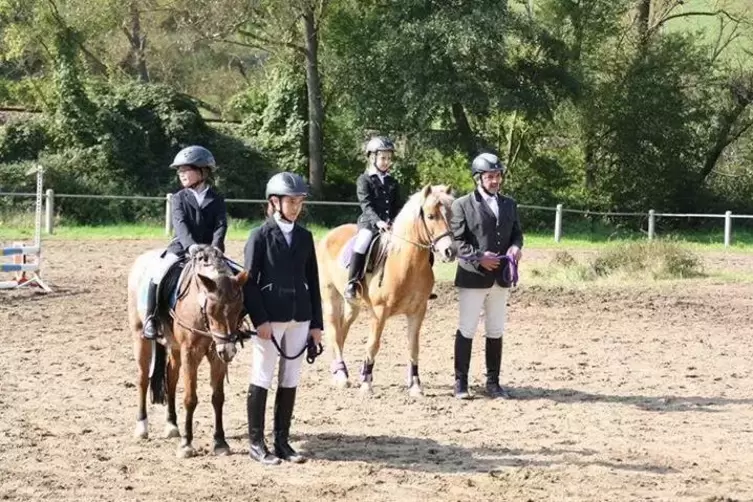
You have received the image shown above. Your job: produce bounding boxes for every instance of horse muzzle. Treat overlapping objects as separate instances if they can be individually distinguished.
[215,341,238,363]
[431,234,456,263]
[439,246,456,262]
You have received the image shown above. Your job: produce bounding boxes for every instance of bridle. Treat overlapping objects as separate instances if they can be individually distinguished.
[169,266,241,346]
[384,203,453,253]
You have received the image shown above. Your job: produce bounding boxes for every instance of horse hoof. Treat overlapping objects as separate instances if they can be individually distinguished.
[360,381,373,396]
[164,424,180,439]
[408,376,423,397]
[409,384,424,398]
[133,420,148,440]
[213,444,232,457]
[176,445,196,459]
[333,372,350,389]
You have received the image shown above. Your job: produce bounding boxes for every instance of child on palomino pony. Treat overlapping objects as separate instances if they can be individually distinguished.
[242,172,323,465]
[345,136,437,301]
[141,145,228,340]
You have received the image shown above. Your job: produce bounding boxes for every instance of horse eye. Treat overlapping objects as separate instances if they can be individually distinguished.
[427,214,436,220]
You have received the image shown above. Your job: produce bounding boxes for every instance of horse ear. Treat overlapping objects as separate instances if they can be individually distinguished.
[444,185,453,195]
[197,273,218,293]
[422,184,432,198]
[235,270,249,286]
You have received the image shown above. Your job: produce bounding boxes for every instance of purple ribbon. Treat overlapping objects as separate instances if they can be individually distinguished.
[459,252,519,286]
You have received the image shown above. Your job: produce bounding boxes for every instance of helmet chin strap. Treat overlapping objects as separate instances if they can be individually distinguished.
[476,172,503,197]
[275,209,294,224]
[271,197,295,224]
[371,152,392,174]
[184,168,208,190]
[480,186,498,197]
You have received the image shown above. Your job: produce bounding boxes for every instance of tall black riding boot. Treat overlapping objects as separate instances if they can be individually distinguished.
[247,384,281,465]
[344,252,366,300]
[273,387,305,463]
[485,337,509,399]
[454,330,473,399]
[142,281,159,340]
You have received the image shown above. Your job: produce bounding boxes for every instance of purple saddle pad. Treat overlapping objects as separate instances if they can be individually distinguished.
[339,236,357,269]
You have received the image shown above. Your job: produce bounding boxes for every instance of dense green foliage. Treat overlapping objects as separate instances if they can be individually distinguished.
[0,0,751,226]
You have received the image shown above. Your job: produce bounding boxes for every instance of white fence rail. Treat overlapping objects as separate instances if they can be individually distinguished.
[2,189,752,247]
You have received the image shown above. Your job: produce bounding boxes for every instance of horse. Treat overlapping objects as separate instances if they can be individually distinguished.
[126,244,248,458]
[316,184,456,396]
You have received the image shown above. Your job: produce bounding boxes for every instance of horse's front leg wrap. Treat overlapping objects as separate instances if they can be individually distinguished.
[331,360,349,378]
[360,361,374,383]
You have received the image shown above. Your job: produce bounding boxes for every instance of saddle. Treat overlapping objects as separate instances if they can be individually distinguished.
[339,232,389,282]
[155,258,188,318]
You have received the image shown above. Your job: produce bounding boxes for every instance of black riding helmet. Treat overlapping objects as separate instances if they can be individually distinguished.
[170,145,217,171]
[265,172,309,200]
[364,136,395,157]
[471,153,505,177]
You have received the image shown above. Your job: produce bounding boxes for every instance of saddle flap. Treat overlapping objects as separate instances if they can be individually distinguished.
[364,234,387,275]
[340,233,387,278]
[156,260,187,316]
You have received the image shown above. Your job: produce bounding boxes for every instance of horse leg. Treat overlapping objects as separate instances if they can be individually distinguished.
[133,336,150,439]
[325,284,358,388]
[406,307,427,397]
[164,347,181,439]
[360,307,387,395]
[208,352,231,456]
[177,348,199,458]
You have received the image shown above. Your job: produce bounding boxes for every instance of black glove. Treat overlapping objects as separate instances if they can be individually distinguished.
[306,335,324,364]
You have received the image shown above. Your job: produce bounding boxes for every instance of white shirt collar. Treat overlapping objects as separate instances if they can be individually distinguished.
[189,186,210,205]
[367,166,390,181]
[273,212,295,235]
[478,188,497,202]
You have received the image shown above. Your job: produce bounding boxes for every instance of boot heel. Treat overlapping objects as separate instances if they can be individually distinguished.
[247,385,280,465]
[274,387,306,463]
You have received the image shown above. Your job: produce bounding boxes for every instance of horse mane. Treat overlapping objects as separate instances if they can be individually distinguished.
[387,185,454,252]
[177,245,234,300]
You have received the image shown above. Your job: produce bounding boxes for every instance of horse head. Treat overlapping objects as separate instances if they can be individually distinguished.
[184,245,248,363]
[415,184,456,263]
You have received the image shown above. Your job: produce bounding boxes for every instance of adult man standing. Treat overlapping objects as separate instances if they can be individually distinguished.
[450,152,523,399]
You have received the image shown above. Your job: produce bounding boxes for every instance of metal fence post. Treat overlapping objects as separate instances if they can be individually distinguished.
[554,204,563,242]
[648,209,655,241]
[724,210,732,248]
[165,193,173,236]
[45,189,54,235]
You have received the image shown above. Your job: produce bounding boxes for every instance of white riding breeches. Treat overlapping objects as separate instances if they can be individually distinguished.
[250,321,311,389]
[457,285,510,339]
[353,228,375,254]
[149,252,181,284]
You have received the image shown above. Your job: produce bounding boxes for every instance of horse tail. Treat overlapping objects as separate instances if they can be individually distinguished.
[149,342,167,405]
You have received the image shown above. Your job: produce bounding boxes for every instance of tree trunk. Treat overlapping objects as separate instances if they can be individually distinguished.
[698,100,751,183]
[125,1,149,82]
[131,2,149,82]
[636,0,651,44]
[451,102,477,160]
[303,6,324,197]
[583,134,596,190]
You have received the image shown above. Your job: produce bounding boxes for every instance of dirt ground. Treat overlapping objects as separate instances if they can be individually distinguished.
[1,239,753,502]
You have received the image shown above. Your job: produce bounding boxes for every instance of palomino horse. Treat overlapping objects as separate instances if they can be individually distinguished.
[127,245,247,458]
[317,184,456,396]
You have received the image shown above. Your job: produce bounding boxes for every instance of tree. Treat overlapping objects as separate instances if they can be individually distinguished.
[326,0,573,162]
[169,0,329,196]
